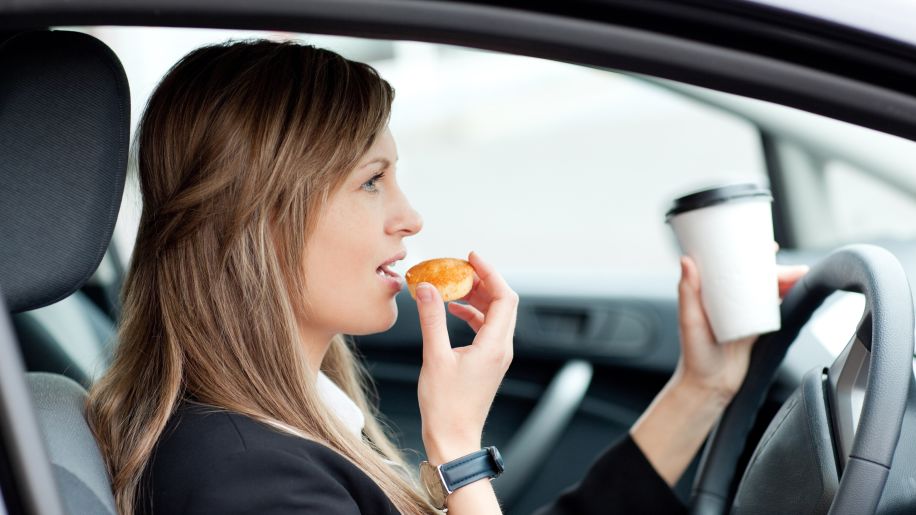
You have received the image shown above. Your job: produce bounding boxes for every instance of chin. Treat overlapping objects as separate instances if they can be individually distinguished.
[380,304,399,331]
[349,305,399,335]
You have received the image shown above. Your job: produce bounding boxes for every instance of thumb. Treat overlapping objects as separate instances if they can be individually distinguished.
[415,282,452,362]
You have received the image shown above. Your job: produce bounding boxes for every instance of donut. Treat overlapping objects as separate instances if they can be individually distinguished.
[405,258,475,301]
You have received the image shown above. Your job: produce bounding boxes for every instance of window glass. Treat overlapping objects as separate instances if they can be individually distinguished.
[826,160,916,243]
[89,27,766,274]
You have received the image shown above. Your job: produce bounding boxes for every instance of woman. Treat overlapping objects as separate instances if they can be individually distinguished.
[86,39,806,515]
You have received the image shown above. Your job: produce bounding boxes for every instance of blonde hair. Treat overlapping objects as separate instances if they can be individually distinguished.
[86,39,436,514]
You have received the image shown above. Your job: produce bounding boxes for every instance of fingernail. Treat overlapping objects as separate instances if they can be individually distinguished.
[417,283,434,302]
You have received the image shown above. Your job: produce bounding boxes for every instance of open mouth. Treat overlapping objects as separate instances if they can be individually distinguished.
[376,263,400,279]
[376,252,406,282]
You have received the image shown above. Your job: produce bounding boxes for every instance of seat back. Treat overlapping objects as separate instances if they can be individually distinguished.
[0,29,130,514]
[15,292,116,387]
[29,373,116,515]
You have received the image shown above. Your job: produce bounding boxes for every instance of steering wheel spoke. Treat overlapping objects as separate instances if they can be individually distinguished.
[826,312,872,471]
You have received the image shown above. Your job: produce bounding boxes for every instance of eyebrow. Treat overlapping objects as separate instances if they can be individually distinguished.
[360,157,398,169]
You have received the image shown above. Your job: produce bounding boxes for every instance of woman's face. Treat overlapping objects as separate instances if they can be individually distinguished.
[300,128,423,340]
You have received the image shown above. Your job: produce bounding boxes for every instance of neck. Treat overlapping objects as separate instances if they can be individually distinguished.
[297,323,335,377]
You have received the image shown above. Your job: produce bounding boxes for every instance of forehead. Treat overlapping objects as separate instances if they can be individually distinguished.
[357,129,397,167]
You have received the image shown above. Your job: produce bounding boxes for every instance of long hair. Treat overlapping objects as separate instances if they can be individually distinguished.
[86,39,436,515]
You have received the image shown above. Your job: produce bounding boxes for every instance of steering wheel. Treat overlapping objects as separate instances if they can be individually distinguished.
[689,244,915,515]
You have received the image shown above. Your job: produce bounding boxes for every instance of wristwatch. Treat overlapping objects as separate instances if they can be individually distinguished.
[419,446,505,509]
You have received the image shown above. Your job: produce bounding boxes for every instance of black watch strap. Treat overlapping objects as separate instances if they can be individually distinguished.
[440,446,505,492]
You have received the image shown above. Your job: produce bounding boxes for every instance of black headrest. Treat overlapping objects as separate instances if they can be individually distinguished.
[0,30,129,313]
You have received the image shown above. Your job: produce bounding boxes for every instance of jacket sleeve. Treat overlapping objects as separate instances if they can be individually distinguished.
[533,434,686,515]
[183,447,363,514]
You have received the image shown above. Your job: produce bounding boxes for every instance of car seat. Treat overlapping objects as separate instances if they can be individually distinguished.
[14,272,118,388]
[0,29,130,515]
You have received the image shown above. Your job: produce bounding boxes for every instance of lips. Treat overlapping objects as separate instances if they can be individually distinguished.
[376,251,406,282]
[376,264,399,279]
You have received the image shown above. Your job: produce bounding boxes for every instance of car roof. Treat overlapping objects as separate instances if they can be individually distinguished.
[746,0,916,48]
[31,1,916,140]
[2,1,915,138]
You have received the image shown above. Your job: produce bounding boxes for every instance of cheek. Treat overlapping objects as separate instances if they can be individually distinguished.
[301,240,362,313]
[300,229,399,335]
[304,273,400,335]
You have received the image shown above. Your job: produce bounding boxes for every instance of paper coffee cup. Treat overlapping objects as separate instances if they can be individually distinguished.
[666,183,780,343]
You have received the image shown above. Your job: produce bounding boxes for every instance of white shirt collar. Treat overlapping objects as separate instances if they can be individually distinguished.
[263,372,407,476]
[316,371,366,437]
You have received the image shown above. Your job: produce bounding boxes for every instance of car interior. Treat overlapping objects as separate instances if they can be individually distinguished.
[3,2,916,515]
[0,28,128,515]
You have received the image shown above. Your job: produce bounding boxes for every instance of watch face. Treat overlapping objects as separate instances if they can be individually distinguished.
[419,461,448,509]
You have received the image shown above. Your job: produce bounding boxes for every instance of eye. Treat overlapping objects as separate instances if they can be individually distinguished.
[361,171,385,193]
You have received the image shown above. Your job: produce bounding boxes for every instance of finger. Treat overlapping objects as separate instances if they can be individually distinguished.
[678,256,717,345]
[773,241,780,253]
[415,282,453,362]
[468,251,513,302]
[466,252,513,326]
[473,293,519,348]
[777,265,809,297]
[468,252,518,339]
[461,274,493,314]
[777,264,810,279]
[448,302,485,333]
[468,252,518,314]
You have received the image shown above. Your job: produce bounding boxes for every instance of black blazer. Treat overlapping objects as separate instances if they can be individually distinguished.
[139,403,685,514]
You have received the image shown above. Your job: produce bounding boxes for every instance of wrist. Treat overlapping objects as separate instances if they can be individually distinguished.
[672,365,739,409]
[670,370,733,414]
[422,432,481,465]
[419,446,504,511]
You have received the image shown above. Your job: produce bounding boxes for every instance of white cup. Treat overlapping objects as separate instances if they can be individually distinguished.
[666,183,780,343]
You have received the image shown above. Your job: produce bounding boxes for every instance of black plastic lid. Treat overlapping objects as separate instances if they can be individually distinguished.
[665,183,772,220]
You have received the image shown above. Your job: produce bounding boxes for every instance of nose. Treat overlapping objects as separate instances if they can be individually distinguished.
[387,185,423,237]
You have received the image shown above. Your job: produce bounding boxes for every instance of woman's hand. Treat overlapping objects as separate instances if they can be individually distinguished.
[415,251,518,465]
[675,255,810,403]
[630,255,809,487]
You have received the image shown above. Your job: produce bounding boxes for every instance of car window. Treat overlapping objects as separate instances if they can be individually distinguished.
[86,26,916,336]
[87,27,767,276]
[650,78,916,252]
[825,161,916,243]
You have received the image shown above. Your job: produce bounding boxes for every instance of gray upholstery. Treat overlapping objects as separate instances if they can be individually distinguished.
[0,30,129,313]
[28,373,116,515]
[0,29,129,515]
[15,293,115,387]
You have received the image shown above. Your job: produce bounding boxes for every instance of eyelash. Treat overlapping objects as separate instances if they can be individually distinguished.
[361,171,386,193]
